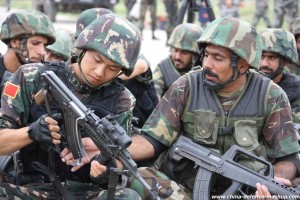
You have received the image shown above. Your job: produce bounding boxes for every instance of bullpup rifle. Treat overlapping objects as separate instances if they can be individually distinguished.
[35,70,161,200]
[170,136,300,199]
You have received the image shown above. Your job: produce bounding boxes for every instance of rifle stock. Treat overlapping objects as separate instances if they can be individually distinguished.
[170,136,300,199]
[37,71,161,200]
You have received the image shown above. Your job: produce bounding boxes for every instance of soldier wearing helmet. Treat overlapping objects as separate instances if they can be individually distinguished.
[0,13,142,199]
[258,29,300,124]
[75,8,159,129]
[91,17,300,199]
[153,23,203,98]
[0,9,55,93]
[44,29,74,62]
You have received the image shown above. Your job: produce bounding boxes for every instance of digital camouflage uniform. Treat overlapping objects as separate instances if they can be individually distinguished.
[260,29,300,123]
[129,17,300,199]
[288,17,300,76]
[0,9,55,93]
[273,0,298,29]
[252,0,271,28]
[163,0,178,41]
[46,29,74,61]
[153,23,203,98]
[0,14,142,199]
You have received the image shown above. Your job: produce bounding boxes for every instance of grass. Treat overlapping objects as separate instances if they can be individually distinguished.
[4,0,299,32]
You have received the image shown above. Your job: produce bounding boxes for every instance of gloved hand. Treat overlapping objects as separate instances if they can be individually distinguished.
[28,114,61,151]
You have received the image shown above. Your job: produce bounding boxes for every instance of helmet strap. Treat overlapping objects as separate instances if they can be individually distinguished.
[204,53,243,90]
[270,57,285,79]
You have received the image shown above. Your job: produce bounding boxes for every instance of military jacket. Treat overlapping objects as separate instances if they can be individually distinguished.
[144,70,300,158]
[0,59,135,182]
[153,57,181,98]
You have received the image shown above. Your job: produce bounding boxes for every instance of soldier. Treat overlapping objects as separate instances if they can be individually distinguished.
[75,7,158,129]
[0,9,55,93]
[139,0,158,39]
[219,0,243,18]
[44,29,74,62]
[0,14,141,199]
[153,23,203,99]
[288,17,300,75]
[273,0,298,29]
[258,29,300,124]
[163,0,178,41]
[252,0,271,28]
[89,17,300,199]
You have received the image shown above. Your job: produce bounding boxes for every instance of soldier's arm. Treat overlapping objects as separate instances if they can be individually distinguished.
[263,83,300,179]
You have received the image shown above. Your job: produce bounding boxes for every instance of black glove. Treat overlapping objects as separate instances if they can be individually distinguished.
[28,114,53,144]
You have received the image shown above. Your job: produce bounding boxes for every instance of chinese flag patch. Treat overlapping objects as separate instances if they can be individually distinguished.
[3,82,20,98]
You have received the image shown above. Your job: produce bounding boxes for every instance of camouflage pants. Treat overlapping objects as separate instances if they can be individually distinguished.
[273,0,298,28]
[163,0,178,40]
[139,0,157,32]
[128,167,191,200]
[0,180,141,200]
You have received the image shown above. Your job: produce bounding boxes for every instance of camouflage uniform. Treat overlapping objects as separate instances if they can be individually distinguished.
[259,29,300,123]
[0,14,141,199]
[163,0,178,41]
[0,9,55,93]
[45,29,74,61]
[252,0,271,28]
[139,0,157,39]
[288,17,300,75]
[129,17,300,199]
[273,0,298,29]
[125,0,137,20]
[153,23,203,98]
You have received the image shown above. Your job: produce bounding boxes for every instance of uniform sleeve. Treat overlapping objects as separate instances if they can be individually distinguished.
[263,83,300,158]
[0,64,42,129]
[142,75,190,147]
[152,65,165,98]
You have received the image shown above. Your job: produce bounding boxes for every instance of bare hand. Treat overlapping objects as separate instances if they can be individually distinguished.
[61,137,100,172]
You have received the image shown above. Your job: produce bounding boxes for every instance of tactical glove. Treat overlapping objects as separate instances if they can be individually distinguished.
[28,114,53,144]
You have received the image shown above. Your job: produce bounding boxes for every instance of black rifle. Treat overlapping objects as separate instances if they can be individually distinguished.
[176,0,215,25]
[169,136,300,199]
[35,70,161,200]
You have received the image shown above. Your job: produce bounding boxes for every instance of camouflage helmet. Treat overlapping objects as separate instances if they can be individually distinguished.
[291,17,300,37]
[167,23,203,54]
[0,9,55,45]
[197,17,262,69]
[75,8,113,39]
[75,14,141,76]
[260,29,298,65]
[46,30,74,60]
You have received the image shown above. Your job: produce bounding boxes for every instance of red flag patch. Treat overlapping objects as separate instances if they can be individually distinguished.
[3,82,20,98]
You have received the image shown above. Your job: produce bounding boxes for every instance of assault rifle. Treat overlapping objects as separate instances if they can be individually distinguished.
[170,136,300,199]
[176,0,215,25]
[35,70,161,200]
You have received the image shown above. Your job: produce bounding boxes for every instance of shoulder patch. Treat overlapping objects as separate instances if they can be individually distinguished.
[3,82,20,98]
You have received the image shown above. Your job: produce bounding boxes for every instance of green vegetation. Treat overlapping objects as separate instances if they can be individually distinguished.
[5,0,300,32]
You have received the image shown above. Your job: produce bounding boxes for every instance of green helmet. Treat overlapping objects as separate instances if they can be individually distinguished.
[0,9,55,45]
[167,23,203,54]
[75,14,141,76]
[291,17,300,37]
[46,30,74,60]
[75,8,113,39]
[197,17,262,69]
[260,28,298,65]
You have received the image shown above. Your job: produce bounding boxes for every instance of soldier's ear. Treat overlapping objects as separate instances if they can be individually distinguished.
[10,38,19,48]
[237,58,249,74]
